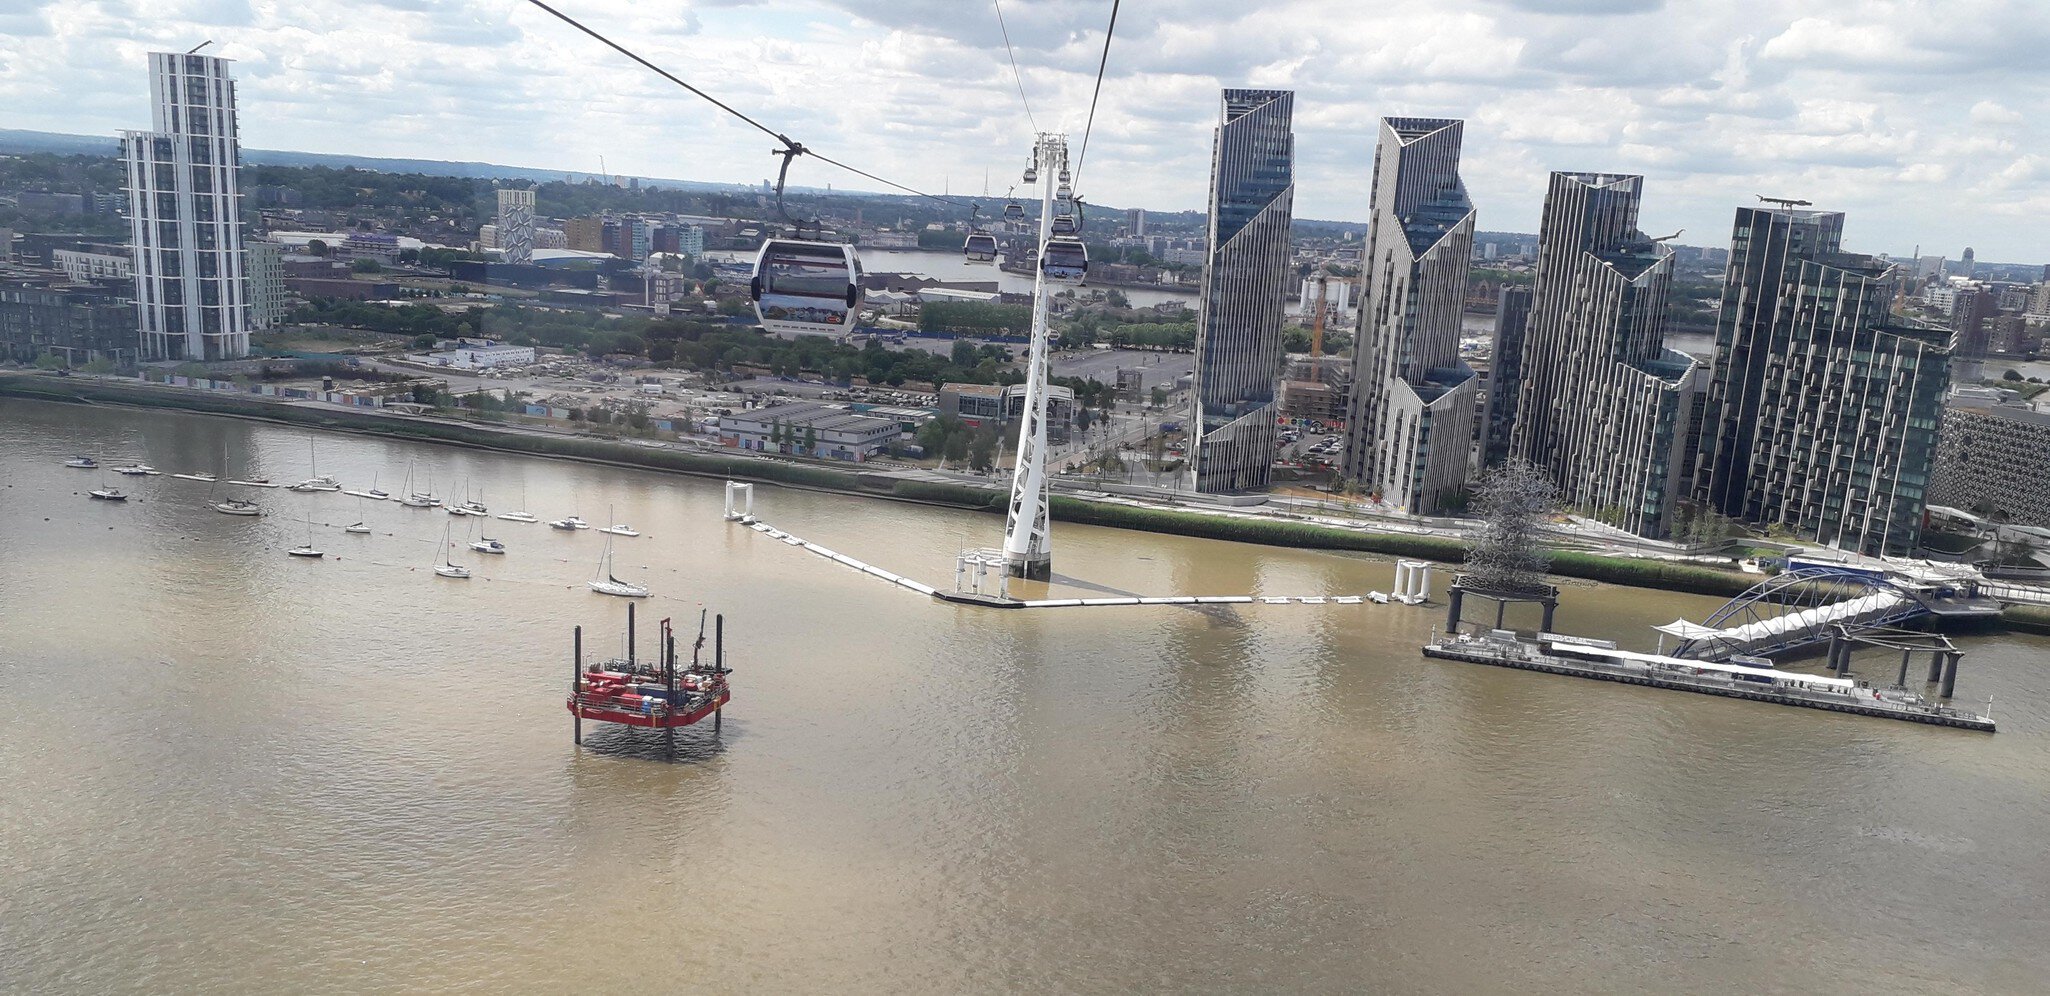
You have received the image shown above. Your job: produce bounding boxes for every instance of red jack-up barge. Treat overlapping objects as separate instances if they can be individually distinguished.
[569,602,731,757]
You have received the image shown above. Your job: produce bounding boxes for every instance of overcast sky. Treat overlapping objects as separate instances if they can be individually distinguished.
[7,0,2047,259]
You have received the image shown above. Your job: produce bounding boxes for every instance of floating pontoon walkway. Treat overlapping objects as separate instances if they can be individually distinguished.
[743,520,1396,609]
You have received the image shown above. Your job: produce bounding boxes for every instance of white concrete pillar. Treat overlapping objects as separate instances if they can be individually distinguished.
[1417,565,1432,602]
[1394,561,1411,598]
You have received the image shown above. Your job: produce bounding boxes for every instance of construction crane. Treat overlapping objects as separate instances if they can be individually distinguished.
[1757,195,1812,208]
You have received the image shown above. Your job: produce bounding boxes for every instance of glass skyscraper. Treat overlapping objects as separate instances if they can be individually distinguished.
[1690,206,1951,556]
[1341,117,1478,514]
[1508,172,1700,537]
[1190,89,1294,494]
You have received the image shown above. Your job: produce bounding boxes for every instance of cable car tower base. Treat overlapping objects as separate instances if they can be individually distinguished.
[1000,133,1069,581]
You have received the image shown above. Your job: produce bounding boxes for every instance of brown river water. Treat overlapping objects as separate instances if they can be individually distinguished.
[2,397,2046,993]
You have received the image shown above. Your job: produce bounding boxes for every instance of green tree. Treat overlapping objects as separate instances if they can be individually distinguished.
[802,425,818,453]
[351,257,383,274]
[1149,386,1168,408]
[306,239,329,257]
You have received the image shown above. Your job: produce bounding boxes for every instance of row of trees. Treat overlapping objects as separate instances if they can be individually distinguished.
[915,415,1006,470]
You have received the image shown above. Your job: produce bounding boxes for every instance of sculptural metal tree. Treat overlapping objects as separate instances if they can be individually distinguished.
[1462,459,1557,596]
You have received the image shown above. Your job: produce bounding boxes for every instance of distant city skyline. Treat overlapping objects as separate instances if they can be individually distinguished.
[6,0,2046,260]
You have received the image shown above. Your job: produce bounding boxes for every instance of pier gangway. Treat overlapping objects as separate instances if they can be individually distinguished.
[1659,566,1997,660]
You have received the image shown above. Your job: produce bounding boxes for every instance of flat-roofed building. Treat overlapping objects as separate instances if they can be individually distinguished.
[718,401,902,461]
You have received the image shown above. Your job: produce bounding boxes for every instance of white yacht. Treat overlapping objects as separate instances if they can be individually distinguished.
[113,464,156,476]
[291,438,341,492]
[88,487,128,502]
[496,484,538,522]
[586,532,649,598]
[548,516,591,531]
[214,499,261,516]
[433,522,470,579]
[64,455,98,469]
[597,524,640,537]
[469,537,507,555]
[344,522,372,535]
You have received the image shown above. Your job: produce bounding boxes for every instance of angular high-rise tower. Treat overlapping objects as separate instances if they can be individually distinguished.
[1508,173,1700,537]
[1341,118,1479,514]
[1690,206,1952,556]
[124,51,249,361]
[497,188,536,264]
[1189,89,1294,494]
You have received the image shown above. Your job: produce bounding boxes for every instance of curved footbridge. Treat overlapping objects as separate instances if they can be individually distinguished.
[1658,565,2006,660]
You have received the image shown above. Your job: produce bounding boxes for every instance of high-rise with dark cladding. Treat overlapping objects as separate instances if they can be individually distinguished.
[1190,88,1294,494]
[1509,172,1701,537]
[1341,118,1479,514]
[1690,206,1951,557]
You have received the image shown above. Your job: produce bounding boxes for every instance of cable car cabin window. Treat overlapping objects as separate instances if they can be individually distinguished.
[762,251,850,298]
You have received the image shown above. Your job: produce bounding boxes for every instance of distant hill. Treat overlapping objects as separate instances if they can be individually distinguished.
[0,128,754,194]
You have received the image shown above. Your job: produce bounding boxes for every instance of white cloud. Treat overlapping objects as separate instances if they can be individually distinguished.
[2,0,2045,258]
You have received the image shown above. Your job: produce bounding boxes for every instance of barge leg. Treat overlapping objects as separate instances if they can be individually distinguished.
[573,625,583,747]
[1927,652,1944,684]
[1445,588,1464,633]
[1941,652,1961,699]
[1896,648,1912,689]
[627,602,635,668]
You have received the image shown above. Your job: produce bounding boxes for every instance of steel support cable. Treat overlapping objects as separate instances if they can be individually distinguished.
[521,0,972,210]
[992,0,1040,133]
[1070,0,1121,185]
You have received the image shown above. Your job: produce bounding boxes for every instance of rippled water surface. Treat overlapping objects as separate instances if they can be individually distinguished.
[2,397,2047,993]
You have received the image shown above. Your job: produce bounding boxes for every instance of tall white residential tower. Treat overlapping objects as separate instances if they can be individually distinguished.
[123,50,249,361]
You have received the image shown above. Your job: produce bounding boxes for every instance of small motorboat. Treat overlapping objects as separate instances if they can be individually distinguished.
[367,489,391,500]
[88,488,128,502]
[290,476,341,493]
[548,516,590,531]
[597,524,640,537]
[113,464,156,476]
[64,456,98,469]
[214,499,261,516]
[344,522,372,535]
[469,537,507,555]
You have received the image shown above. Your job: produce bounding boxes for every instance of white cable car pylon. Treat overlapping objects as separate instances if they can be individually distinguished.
[999,132,1072,581]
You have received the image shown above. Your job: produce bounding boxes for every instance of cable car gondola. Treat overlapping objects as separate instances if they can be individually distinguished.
[962,231,998,265]
[1050,212,1078,237]
[1040,236,1087,286]
[1004,201,1025,223]
[750,239,863,335]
